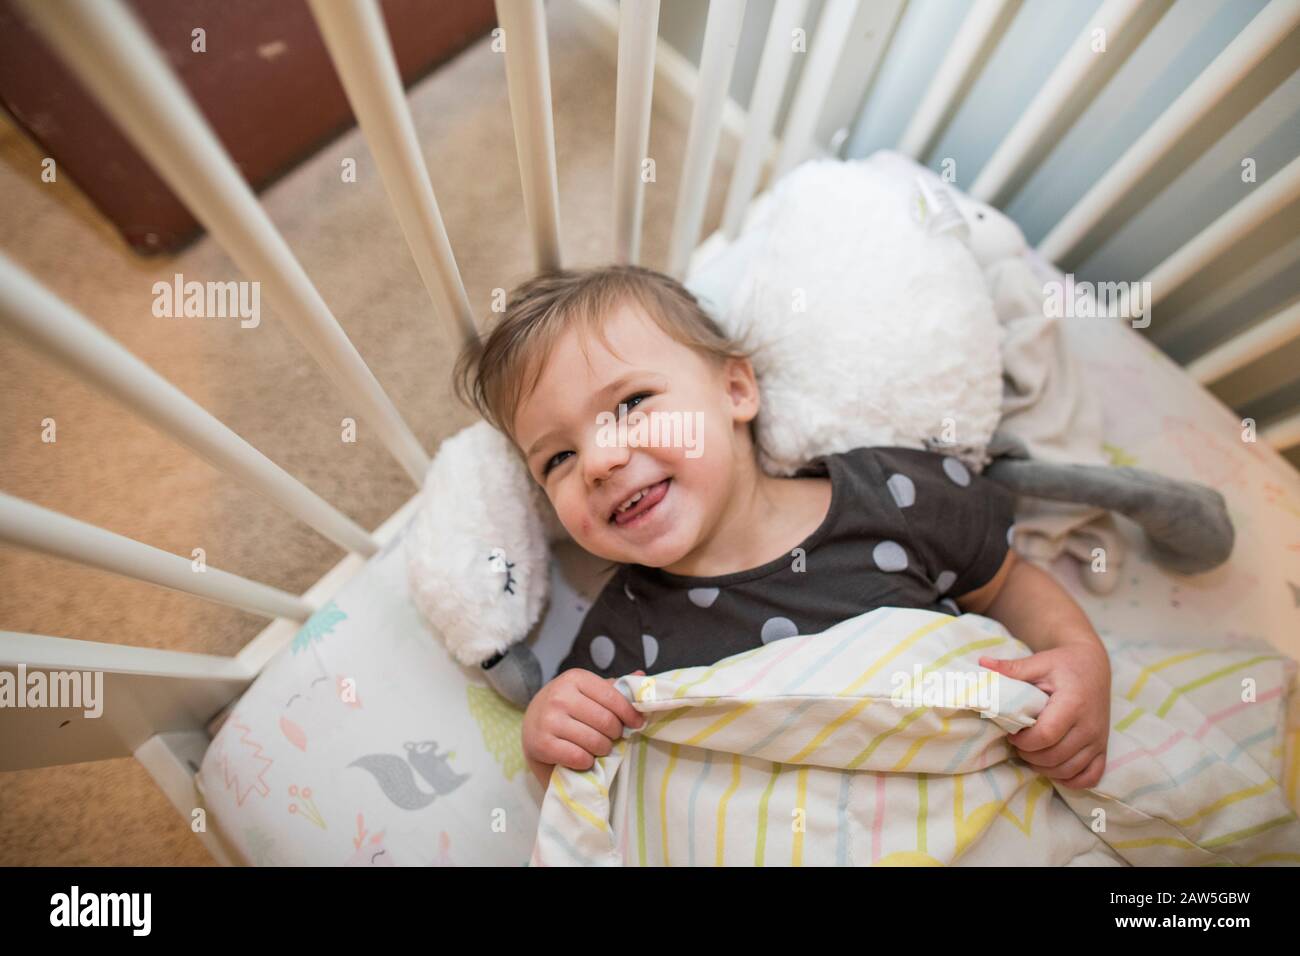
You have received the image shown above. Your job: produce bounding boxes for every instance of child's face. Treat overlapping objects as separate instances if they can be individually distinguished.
[513,300,759,569]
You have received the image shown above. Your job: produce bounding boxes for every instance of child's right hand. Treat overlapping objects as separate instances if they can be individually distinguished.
[523,668,646,775]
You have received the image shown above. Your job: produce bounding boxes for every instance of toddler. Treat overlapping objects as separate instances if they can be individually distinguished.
[454,265,1111,794]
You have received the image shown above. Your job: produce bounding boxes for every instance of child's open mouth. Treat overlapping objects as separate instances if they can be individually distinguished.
[609,478,671,527]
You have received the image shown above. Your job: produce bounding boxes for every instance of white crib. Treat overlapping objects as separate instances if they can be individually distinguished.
[2,0,1299,866]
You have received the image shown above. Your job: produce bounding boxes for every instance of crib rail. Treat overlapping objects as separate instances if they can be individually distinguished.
[1,0,1298,801]
[0,631,252,773]
[968,0,1169,207]
[495,0,566,271]
[1036,0,1300,268]
[13,0,433,485]
[666,0,747,278]
[0,253,379,558]
[0,493,312,622]
[307,0,479,345]
[613,0,660,264]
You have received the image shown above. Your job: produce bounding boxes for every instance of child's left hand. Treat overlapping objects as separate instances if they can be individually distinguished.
[978,640,1112,790]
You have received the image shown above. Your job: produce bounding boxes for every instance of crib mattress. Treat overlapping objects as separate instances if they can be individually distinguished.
[196,202,1300,872]
[1033,262,1300,666]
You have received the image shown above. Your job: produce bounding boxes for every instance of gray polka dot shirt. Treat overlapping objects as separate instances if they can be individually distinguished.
[556,446,1017,677]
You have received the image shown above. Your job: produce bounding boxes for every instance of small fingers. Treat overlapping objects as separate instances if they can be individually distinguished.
[578,672,646,730]
[552,715,617,764]
[1060,752,1107,790]
[557,689,623,741]
[1041,745,1098,782]
[1014,723,1088,770]
[1008,697,1077,753]
[535,736,598,772]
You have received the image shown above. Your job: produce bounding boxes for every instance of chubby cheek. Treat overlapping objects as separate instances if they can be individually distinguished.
[555,489,596,540]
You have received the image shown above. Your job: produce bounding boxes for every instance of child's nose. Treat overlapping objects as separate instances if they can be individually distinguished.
[584,434,631,481]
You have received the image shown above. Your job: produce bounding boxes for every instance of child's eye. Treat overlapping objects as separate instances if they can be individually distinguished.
[542,450,571,476]
[619,392,651,414]
[541,393,653,477]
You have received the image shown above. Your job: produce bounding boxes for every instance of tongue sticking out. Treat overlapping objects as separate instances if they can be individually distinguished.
[613,479,669,526]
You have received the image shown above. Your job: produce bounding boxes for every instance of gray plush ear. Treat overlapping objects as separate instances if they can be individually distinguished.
[407,421,552,668]
[984,456,1235,575]
[480,644,544,709]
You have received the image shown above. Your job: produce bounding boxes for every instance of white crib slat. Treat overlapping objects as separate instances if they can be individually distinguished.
[1186,301,1300,385]
[811,0,907,161]
[14,0,430,485]
[720,0,808,240]
[612,0,661,265]
[1140,153,1300,315]
[0,255,378,558]
[771,0,857,183]
[897,0,1016,162]
[1,633,252,772]
[495,0,564,271]
[970,0,1160,206]
[135,733,243,866]
[667,0,748,278]
[308,0,477,346]
[1261,411,1300,451]
[1038,0,1300,265]
[0,494,314,622]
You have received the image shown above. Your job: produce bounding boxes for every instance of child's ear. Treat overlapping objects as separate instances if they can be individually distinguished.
[723,356,761,422]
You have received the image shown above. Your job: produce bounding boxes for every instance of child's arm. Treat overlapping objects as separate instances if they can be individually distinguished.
[957,549,1101,655]
[957,550,1112,790]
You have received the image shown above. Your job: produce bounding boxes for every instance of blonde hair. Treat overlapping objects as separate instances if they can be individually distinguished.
[454,264,761,453]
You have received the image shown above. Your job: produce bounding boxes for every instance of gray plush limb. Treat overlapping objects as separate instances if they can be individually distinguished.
[481,644,544,709]
[984,457,1234,575]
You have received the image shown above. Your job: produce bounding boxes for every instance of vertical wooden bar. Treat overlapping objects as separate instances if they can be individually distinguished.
[0,494,314,621]
[14,0,431,484]
[897,0,1017,162]
[0,254,378,556]
[721,0,810,239]
[771,0,857,182]
[1038,0,1300,265]
[1136,153,1300,318]
[612,0,662,265]
[970,0,1164,206]
[667,0,748,279]
[308,0,478,345]
[495,0,564,271]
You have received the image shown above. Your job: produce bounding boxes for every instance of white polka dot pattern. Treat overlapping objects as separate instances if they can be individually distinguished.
[942,456,971,487]
[688,587,720,608]
[642,634,659,669]
[886,473,915,508]
[589,635,615,670]
[872,540,908,572]
[760,617,799,644]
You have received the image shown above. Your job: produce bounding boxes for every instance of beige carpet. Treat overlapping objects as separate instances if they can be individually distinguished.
[0,1,735,865]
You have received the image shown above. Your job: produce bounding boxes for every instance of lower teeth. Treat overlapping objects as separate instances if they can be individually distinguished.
[619,481,662,521]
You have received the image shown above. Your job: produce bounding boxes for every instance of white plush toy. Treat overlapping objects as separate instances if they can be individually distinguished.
[721,157,1004,475]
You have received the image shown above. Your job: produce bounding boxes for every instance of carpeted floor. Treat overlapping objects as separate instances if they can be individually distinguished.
[0,0,735,865]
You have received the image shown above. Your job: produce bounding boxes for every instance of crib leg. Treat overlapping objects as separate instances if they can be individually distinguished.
[135,731,244,867]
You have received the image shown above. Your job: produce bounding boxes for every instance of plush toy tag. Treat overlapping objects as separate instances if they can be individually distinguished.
[912,176,971,244]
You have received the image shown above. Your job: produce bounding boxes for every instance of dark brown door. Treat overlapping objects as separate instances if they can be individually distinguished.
[0,0,498,253]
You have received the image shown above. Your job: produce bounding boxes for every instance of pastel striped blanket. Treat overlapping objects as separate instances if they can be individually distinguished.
[531,607,1300,866]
